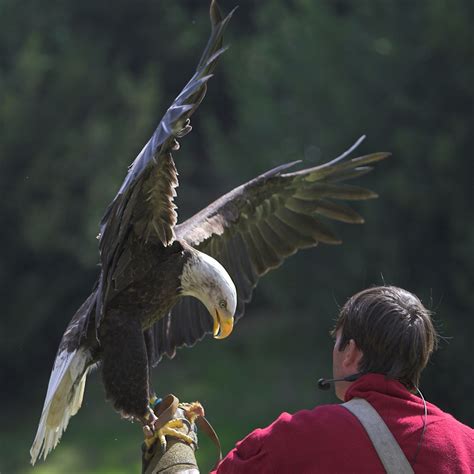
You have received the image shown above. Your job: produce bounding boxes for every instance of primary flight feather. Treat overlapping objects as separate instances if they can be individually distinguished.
[31,1,389,465]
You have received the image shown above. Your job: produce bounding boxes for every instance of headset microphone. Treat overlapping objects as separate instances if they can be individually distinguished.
[317,373,361,391]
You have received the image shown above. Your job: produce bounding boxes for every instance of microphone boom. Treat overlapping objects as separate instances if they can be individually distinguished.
[317,373,361,390]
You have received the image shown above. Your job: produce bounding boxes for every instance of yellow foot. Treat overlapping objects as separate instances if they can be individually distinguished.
[144,417,195,452]
[159,419,194,452]
[142,396,204,454]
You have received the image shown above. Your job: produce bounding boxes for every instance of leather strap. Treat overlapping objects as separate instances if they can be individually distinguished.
[153,394,181,432]
[196,415,223,466]
[342,398,414,474]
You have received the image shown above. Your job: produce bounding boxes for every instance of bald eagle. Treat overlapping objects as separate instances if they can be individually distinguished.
[31,0,389,465]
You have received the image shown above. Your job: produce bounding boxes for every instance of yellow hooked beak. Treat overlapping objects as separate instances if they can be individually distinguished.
[213,309,234,340]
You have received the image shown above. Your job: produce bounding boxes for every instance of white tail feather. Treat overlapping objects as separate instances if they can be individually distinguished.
[30,348,91,465]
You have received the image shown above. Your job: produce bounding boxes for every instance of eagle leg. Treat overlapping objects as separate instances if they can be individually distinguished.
[99,313,151,420]
[149,395,162,409]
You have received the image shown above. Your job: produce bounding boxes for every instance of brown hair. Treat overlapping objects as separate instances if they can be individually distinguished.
[332,286,438,390]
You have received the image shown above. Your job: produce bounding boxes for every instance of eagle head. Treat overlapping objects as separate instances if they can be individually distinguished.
[180,248,237,339]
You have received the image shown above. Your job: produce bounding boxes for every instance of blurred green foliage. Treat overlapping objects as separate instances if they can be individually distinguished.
[1,0,473,472]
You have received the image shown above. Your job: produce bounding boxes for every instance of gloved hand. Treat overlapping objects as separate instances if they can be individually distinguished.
[141,394,221,474]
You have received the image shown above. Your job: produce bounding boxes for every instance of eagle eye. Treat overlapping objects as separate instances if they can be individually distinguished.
[219,300,227,309]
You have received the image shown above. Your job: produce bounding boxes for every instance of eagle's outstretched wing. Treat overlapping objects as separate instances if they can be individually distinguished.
[96,2,235,326]
[149,138,390,363]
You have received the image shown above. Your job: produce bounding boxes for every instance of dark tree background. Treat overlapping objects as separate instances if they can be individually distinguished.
[1,1,472,472]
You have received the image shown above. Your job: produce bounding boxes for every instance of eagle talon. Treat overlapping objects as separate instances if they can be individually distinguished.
[143,417,196,452]
[143,425,154,440]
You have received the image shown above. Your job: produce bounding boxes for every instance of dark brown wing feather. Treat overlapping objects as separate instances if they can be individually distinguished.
[148,297,213,364]
[148,140,390,365]
[58,287,98,354]
[95,2,234,327]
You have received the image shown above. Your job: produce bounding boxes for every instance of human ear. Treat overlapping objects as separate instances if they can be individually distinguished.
[342,339,363,371]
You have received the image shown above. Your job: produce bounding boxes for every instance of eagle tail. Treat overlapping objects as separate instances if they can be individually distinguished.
[30,347,92,465]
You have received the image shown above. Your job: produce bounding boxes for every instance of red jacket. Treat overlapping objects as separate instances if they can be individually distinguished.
[213,374,473,473]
